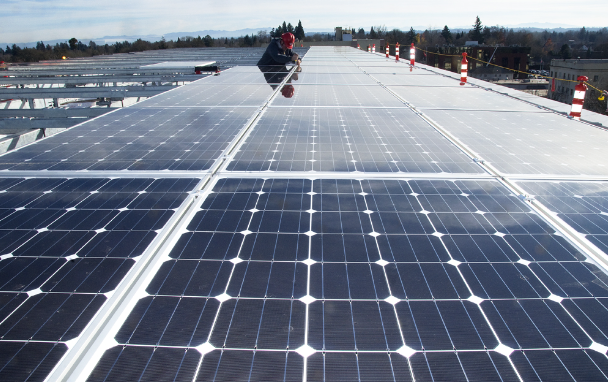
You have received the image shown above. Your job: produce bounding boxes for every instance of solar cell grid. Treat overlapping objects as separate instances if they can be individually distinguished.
[132,84,275,107]
[229,107,483,173]
[270,85,407,107]
[422,110,608,176]
[519,182,608,256]
[88,177,608,381]
[0,177,199,382]
[0,108,256,171]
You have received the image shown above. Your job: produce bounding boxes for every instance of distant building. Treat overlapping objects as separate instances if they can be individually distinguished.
[548,59,608,103]
[335,27,353,42]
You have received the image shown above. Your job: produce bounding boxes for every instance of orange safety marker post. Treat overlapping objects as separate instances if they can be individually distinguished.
[386,43,389,58]
[569,76,588,120]
[367,45,370,52]
[460,53,468,85]
[410,43,415,66]
[357,43,360,49]
[372,44,376,53]
[395,42,400,61]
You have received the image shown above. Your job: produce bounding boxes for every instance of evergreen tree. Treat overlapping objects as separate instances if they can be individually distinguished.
[276,24,283,37]
[470,16,484,43]
[406,27,416,44]
[441,26,452,43]
[370,26,377,38]
[295,20,305,40]
[282,21,288,34]
[287,23,294,33]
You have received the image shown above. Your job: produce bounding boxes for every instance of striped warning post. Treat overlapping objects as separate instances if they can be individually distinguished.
[372,44,376,53]
[569,76,588,120]
[395,42,400,61]
[367,45,370,52]
[386,44,389,58]
[410,43,415,66]
[460,53,468,85]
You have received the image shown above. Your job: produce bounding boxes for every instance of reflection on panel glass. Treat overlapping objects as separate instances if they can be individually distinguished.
[0,108,257,171]
[422,109,608,176]
[270,85,407,107]
[520,181,608,255]
[88,178,608,381]
[229,107,483,173]
[0,177,199,382]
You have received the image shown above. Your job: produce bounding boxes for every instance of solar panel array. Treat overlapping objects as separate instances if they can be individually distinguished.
[2,46,608,382]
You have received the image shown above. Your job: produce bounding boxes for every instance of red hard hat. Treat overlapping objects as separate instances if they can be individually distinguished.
[281,84,295,98]
[281,33,295,49]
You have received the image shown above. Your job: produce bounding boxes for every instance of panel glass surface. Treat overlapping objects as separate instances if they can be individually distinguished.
[270,85,407,108]
[0,107,257,171]
[229,107,483,173]
[422,109,608,176]
[132,84,275,107]
[88,178,608,381]
[519,181,608,255]
[372,73,465,87]
[0,177,199,382]
[388,85,549,111]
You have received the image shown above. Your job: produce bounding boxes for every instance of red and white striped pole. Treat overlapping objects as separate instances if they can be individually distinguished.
[460,52,468,85]
[386,43,389,58]
[357,43,360,49]
[569,76,588,120]
[372,44,376,53]
[367,44,370,52]
[395,42,400,61]
[410,43,415,66]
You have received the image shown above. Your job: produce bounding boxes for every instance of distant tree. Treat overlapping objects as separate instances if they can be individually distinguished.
[287,23,294,34]
[560,43,572,59]
[159,36,167,49]
[370,26,377,38]
[295,20,305,41]
[35,41,45,50]
[406,27,416,44]
[441,26,452,44]
[5,45,11,55]
[203,35,213,47]
[68,38,78,50]
[357,28,365,39]
[470,16,484,43]
[270,28,276,38]
[282,21,288,34]
[276,24,283,37]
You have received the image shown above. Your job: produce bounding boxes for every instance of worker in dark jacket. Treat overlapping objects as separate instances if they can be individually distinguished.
[257,32,301,67]
[258,32,301,98]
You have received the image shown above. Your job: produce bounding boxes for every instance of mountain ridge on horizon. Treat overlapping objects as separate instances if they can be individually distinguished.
[3,24,605,49]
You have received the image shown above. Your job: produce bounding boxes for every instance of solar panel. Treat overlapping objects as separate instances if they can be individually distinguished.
[0,108,257,171]
[422,109,608,176]
[270,85,408,108]
[228,107,483,173]
[0,177,200,381]
[85,178,608,381]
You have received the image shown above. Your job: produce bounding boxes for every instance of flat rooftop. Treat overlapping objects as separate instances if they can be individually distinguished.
[1,47,608,381]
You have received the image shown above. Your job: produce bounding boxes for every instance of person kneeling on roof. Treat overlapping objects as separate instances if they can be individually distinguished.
[257,32,301,68]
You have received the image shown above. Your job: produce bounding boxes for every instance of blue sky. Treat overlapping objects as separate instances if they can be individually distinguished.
[1,0,606,44]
